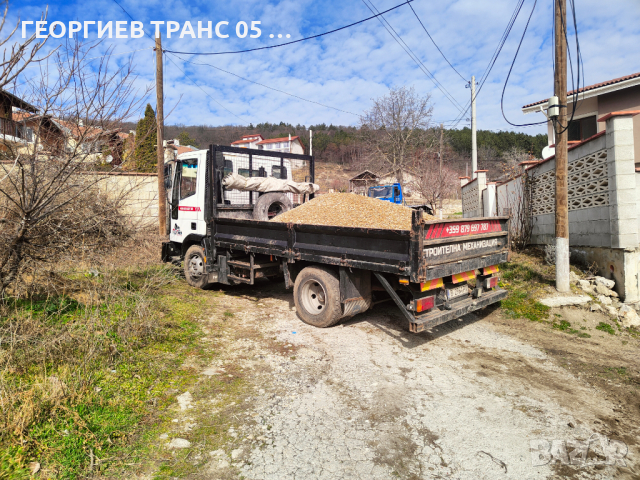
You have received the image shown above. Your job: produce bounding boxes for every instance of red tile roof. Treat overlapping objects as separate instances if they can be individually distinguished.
[522,72,640,108]
[256,136,305,149]
[177,145,198,155]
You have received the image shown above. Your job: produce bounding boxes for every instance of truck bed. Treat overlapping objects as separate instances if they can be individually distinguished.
[210,212,510,283]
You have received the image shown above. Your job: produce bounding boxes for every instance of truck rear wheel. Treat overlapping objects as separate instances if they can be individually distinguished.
[294,266,342,328]
[184,245,210,289]
[253,193,293,221]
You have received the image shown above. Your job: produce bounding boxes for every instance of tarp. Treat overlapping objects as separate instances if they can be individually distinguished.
[222,173,319,194]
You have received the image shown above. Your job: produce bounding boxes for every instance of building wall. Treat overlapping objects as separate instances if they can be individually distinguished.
[597,85,640,165]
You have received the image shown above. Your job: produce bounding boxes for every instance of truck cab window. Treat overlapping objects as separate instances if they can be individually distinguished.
[224,160,233,176]
[180,158,198,200]
[272,165,288,179]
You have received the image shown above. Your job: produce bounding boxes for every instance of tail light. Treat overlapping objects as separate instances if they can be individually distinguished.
[412,295,435,313]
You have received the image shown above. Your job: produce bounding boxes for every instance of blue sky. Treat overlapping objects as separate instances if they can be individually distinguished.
[13,0,640,133]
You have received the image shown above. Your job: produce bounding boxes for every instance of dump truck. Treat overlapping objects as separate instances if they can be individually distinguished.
[368,182,434,215]
[161,145,509,333]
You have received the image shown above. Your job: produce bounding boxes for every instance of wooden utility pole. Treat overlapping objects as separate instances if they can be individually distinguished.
[439,123,444,219]
[554,0,569,292]
[156,34,167,235]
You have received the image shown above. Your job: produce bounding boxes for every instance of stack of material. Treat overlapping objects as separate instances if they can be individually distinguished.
[271,193,433,230]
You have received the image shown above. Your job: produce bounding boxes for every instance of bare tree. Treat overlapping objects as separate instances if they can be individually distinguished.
[0,39,151,298]
[501,146,530,173]
[360,86,435,183]
[409,154,459,213]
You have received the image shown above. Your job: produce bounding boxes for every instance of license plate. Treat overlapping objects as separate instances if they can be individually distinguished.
[446,284,468,300]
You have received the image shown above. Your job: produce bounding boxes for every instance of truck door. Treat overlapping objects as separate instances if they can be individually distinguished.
[170,157,203,242]
[394,185,401,204]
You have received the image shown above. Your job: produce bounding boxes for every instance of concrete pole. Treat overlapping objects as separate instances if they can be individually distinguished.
[155,34,166,235]
[471,75,477,179]
[554,0,569,292]
[439,123,444,219]
[310,129,313,156]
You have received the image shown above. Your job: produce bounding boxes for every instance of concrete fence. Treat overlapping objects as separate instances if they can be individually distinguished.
[461,111,640,301]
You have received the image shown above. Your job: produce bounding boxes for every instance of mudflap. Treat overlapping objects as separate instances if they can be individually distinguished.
[161,242,180,263]
[408,288,508,333]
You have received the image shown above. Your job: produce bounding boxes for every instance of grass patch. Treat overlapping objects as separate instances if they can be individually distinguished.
[501,288,550,322]
[596,322,616,335]
[0,265,217,479]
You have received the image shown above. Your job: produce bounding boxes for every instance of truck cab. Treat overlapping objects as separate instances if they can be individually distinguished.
[368,183,404,205]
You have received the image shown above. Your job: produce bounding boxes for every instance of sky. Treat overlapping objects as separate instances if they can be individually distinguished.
[12,0,640,134]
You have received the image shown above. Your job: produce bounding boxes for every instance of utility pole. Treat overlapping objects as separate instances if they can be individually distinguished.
[554,0,569,292]
[309,129,313,156]
[155,34,166,235]
[470,75,477,179]
[439,123,444,219]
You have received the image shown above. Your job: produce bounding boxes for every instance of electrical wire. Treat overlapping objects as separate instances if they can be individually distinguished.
[168,53,359,117]
[361,0,465,113]
[500,0,549,127]
[164,0,415,56]
[448,0,527,128]
[109,0,244,122]
[408,3,466,82]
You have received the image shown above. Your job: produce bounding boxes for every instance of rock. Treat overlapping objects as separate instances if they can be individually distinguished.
[210,449,225,457]
[618,305,640,328]
[168,438,191,449]
[540,295,591,307]
[177,391,193,410]
[159,433,169,440]
[28,462,40,475]
[217,459,230,469]
[569,271,580,284]
[605,306,618,317]
[610,290,619,298]
[231,448,244,460]
[595,285,615,296]
[595,276,615,289]
[578,280,591,289]
[597,295,612,306]
[590,304,602,312]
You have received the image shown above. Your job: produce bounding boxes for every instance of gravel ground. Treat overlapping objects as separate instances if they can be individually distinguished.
[191,283,636,480]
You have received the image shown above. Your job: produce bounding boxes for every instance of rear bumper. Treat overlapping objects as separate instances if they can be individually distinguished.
[409,288,508,333]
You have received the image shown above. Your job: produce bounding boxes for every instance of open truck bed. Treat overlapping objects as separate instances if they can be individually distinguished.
[162,145,509,333]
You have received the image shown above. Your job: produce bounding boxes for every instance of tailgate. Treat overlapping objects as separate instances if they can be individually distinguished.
[411,217,510,283]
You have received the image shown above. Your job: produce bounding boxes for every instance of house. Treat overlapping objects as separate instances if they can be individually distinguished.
[256,136,305,154]
[522,72,640,163]
[231,134,264,149]
[348,170,379,195]
[0,90,38,146]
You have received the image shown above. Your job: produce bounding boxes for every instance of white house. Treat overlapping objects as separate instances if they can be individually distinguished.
[231,134,264,149]
[255,135,305,154]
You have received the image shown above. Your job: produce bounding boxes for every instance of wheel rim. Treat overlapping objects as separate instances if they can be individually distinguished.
[299,278,327,315]
[188,253,204,278]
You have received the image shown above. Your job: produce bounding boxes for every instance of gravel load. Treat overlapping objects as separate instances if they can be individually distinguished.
[271,192,433,230]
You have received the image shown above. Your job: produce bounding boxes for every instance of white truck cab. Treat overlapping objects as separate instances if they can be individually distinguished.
[168,149,295,245]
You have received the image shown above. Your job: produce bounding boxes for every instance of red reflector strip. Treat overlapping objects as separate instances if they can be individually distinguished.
[420,278,443,292]
[452,270,475,284]
[483,265,499,275]
[414,295,435,313]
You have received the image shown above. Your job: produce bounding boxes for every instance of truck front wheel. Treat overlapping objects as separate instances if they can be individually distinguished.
[294,266,342,328]
[184,245,210,289]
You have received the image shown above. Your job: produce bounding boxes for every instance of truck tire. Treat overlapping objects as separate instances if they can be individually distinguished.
[184,245,210,289]
[253,193,293,221]
[294,266,343,328]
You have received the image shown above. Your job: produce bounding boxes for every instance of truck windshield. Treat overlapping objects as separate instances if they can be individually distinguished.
[369,186,393,198]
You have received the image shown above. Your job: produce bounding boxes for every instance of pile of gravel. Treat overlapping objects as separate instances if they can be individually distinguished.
[271,193,432,230]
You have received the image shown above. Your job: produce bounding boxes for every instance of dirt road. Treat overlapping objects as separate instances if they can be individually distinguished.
[159,281,639,480]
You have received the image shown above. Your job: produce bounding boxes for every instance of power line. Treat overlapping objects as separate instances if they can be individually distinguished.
[361,0,465,113]
[408,3,466,82]
[109,0,243,122]
[168,53,359,117]
[164,0,415,56]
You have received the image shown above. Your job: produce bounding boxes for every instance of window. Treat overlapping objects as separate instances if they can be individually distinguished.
[180,158,198,200]
[238,168,263,177]
[568,115,597,142]
[272,165,288,179]
[224,159,233,176]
